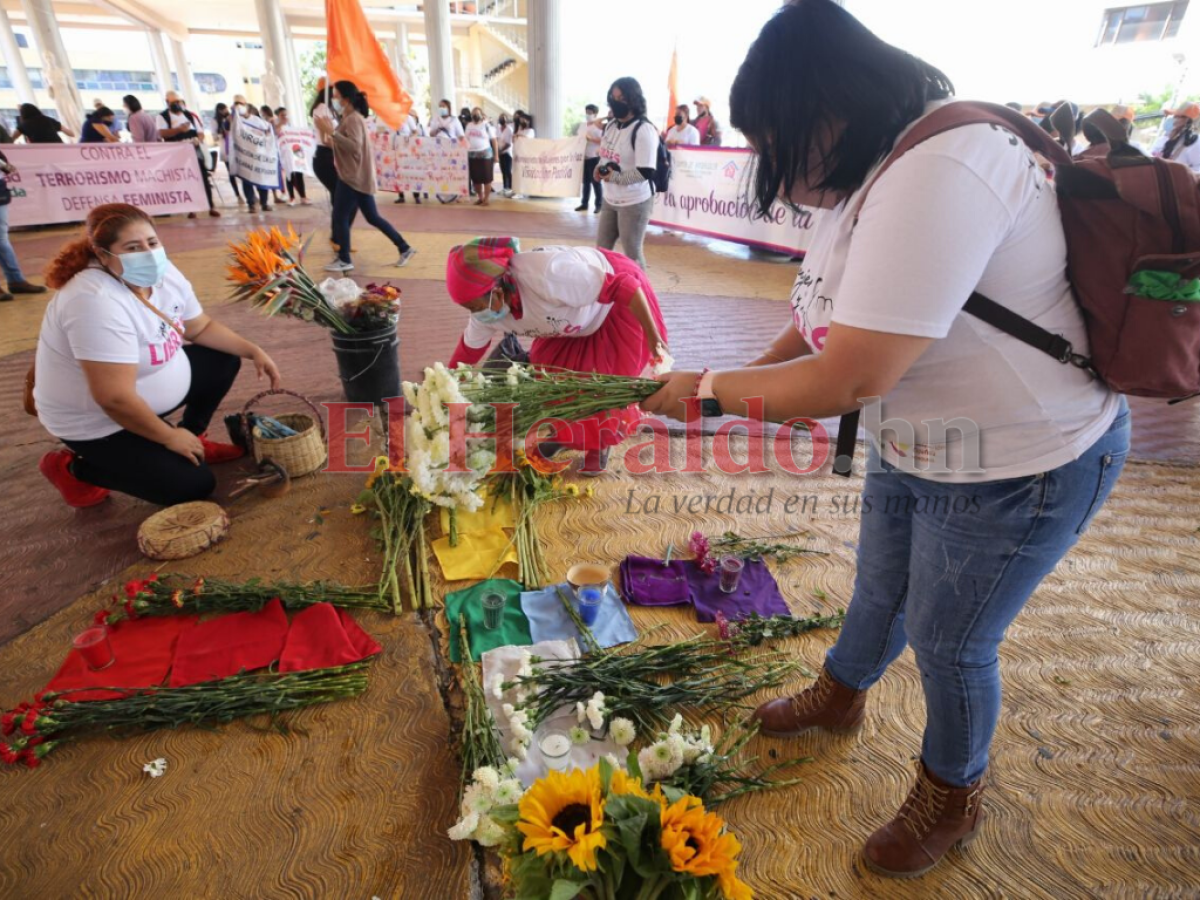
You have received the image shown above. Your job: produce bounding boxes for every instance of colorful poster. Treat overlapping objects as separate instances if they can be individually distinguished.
[512,136,586,198]
[3,143,208,226]
[277,126,317,178]
[650,146,822,256]
[228,113,282,190]
[390,135,469,197]
[371,126,401,191]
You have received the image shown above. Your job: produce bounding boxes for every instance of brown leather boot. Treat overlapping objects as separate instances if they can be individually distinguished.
[863,762,986,878]
[751,665,867,737]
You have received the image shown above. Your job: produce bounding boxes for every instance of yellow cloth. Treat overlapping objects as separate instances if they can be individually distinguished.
[439,496,516,536]
[432,528,518,582]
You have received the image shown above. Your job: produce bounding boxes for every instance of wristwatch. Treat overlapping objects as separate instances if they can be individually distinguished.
[697,370,722,417]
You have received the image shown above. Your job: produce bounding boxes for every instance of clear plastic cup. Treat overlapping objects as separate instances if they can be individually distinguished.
[578,586,603,627]
[718,555,745,594]
[73,625,114,670]
[538,728,572,771]
[482,592,506,630]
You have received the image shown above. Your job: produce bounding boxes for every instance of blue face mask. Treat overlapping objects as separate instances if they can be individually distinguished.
[115,246,169,288]
[472,300,509,325]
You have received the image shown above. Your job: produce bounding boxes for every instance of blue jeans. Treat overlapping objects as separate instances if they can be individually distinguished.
[826,401,1130,786]
[332,183,409,264]
[0,203,25,283]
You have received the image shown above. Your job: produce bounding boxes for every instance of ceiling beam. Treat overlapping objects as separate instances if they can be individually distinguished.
[86,0,189,42]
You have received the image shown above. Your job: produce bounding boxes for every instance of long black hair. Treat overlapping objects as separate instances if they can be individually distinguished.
[333,80,369,117]
[18,103,42,124]
[731,0,953,213]
[607,77,647,119]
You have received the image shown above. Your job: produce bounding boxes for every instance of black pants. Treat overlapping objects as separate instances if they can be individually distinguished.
[63,346,241,506]
[194,145,216,210]
[286,172,307,200]
[499,153,513,191]
[313,146,337,195]
[333,183,409,263]
[238,177,270,208]
[581,157,603,210]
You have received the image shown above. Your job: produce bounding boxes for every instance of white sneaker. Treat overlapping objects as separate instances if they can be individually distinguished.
[324,260,354,272]
[395,248,417,267]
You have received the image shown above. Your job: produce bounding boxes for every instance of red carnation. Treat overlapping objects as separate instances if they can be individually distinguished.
[20,710,38,735]
[170,590,184,608]
[93,609,112,626]
[123,599,139,621]
[124,579,144,599]
[1,746,18,765]
[145,573,159,584]
[22,751,41,769]
[1,712,14,736]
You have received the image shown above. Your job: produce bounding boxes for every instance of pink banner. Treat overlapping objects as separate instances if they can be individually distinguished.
[4,143,209,226]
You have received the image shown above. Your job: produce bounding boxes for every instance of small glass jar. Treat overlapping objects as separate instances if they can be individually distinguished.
[73,625,114,670]
[538,728,572,772]
[718,555,745,594]
[481,592,506,630]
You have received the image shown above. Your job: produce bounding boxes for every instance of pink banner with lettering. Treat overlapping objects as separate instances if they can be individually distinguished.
[4,143,208,227]
[650,145,821,256]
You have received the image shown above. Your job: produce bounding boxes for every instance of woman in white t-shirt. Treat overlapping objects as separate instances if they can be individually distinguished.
[429,99,465,140]
[446,237,668,474]
[595,77,660,270]
[35,203,281,508]
[664,105,700,148]
[644,1,1128,879]
[465,106,497,206]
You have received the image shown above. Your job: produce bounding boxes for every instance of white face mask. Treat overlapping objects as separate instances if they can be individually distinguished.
[109,246,169,288]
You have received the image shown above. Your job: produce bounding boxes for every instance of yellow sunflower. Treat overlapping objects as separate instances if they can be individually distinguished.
[659,796,752,898]
[516,767,607,872]
[608,768,667,807]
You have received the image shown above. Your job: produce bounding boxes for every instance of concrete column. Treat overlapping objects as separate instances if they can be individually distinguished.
[468,27,483,89]
[146,29,173,104]
[0,6,34,103]
[393,23,422,106]
[527,0,562,138]
[170,38,201,112]
[20,0,83,135]
[281,16,305,117]
[253,0,297,110]
[423,0,454,117]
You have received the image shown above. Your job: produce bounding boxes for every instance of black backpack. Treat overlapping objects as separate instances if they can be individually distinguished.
[629,118,671,193]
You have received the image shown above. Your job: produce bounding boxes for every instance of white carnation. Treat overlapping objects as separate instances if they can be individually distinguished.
[463,782,494,816]
[472,766,500,792]
[493,778,524,806]
[447,811,479,841]
[473,815,507,847]
[608,717,636,747]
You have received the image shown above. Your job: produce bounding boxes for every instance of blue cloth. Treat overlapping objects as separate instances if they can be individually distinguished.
[825,401,1130,787]
[521,582,637,649]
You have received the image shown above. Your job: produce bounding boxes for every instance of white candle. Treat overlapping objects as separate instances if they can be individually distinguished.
[540,733,570,757]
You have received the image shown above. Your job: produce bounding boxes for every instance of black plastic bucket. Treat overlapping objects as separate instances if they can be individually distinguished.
[330,325,400,408]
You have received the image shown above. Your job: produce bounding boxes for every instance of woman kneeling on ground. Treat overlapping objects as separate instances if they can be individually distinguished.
[446,237,668,475]
[643,0,1127,879]
[35,203,282,508]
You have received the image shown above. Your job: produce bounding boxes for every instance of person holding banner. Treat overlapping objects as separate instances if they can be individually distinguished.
[34,203,281,508]
[314,81,416,273]
[229,97,275,213]
[446,238,669,475]
[274,108,310,206]
[158,92,221,219]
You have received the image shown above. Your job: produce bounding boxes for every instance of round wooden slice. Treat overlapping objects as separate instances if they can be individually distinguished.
[137,501,230,561]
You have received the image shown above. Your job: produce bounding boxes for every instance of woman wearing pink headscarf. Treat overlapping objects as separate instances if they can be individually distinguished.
[446,237,668,474]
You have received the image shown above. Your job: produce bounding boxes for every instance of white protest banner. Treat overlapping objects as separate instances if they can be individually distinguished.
[390,135,469,197]
[229,114,281,190]
[4,143,208,226]
[650,146,821,256]
[277,126,317,177]
[513,136,586,198]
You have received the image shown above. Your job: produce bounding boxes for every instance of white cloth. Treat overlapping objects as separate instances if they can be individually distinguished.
[465,120,494,153]
[34,264,202,441]
[480,640,623,786]
[599,119,658,207]
[1151,131,1200,172]
[430,114,464,140]
[462,247,615,349]
[665,123,700,146]
[578,120,604,159]
[312,102,335,146]
[516,126,536,140]
[790,101,1119,482]
[497,124,514,156]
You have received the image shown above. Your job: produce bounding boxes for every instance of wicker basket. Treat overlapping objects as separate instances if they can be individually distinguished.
[138,501,230,561]
[240,389,327,478]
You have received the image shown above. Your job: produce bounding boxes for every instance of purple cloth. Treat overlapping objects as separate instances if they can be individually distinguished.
[685,559,791,623]
[619,555,693,606]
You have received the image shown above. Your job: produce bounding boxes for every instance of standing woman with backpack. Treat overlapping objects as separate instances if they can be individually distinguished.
[642,0,1127,878]
[595,77,660,270]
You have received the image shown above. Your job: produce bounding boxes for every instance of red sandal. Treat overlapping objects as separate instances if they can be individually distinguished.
[39,450,111,508]
[198,433,245,464]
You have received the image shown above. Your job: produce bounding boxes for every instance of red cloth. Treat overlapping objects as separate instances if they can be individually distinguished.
[446,237,519,305]
[278,604,382,672]
[449,334,490,370]
[528,249,668,452]
[46,615,197,702]
[168,598,289,687]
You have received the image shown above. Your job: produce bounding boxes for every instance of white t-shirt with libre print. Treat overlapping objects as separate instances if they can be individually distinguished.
[34,263,202,442]
[598,119,659,207]
[465,120,495,154]
[461,246,616,349]
[789,101,1120,483]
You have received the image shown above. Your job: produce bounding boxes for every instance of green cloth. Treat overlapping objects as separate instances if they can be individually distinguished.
[1127,270,1200,302]
[445,578,533,663]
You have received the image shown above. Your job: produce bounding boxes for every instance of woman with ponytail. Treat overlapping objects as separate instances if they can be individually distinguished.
[34,203,282,508]
[313,80,416,272]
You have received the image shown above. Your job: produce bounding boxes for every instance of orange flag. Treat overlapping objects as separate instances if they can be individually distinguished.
[325,0,412,130]
[665,43,679,132]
